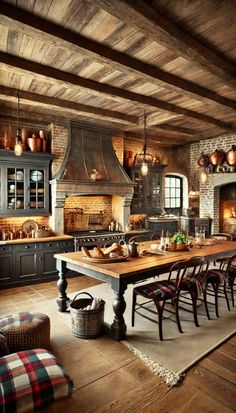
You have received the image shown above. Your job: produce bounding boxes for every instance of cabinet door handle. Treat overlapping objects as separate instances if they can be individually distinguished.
[24,245,30,249]
[47,243,52,247]
[0,247,5,251]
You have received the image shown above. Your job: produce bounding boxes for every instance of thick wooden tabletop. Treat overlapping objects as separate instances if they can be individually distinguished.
[55,241,236,280]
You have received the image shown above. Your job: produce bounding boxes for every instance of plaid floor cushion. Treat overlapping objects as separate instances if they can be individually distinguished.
[0,348,73,413]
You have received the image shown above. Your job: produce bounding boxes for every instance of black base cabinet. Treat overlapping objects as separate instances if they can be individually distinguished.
[0,239,73,288]
[145,219,179,237]
[0,245,14,285]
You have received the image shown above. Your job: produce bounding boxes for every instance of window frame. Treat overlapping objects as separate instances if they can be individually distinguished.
[164,175,183,210]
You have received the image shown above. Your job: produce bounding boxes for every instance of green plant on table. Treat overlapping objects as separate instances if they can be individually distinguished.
[171,232,188,245]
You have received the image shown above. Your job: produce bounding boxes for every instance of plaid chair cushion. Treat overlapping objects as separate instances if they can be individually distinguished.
[134,280,175,300]
[0,348,73,413]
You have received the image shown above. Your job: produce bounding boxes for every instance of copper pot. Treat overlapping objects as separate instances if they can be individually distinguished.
[209,149,225,165]
[197,152,209,167]
[28,136,41,152]
[21,127,30,150]
[225,145,236,166]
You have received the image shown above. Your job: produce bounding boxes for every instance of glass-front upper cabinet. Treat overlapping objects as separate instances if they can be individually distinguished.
[129,164,165,214]
[0,150,51,217]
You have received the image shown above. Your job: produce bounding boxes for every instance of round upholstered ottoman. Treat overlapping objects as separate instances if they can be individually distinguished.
[0,312,50,352]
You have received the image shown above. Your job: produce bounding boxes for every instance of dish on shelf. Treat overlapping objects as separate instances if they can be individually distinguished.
[31,170,43,182]
[22,220,39,232]
[17,189,24,195]
[82,255,128,263]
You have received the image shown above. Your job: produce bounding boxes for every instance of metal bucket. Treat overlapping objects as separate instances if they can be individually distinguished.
[70,292,105,339]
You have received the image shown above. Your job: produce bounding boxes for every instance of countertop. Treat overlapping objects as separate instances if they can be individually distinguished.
[0,234,73,245]
[146,217,179,222]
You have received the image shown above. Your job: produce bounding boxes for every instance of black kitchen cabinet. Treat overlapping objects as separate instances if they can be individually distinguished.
[145,219,178,237]
[129,164,165,214]
[180,217,212,237]
[0,245,14,285]
[0,239,73,288]
[16,243,38,281]
[39,240,73,279]
[0,149,52,217]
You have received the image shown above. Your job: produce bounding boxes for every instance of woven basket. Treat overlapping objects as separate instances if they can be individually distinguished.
[70,292,105,339]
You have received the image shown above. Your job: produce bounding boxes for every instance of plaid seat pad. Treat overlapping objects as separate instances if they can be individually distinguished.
[0,348,73,413]
[135,280,175,300]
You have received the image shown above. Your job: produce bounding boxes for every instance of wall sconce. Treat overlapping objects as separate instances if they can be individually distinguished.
[188,186,199,199]
[14,90,23,157]
[135,110,153,176]
[200,167,208,184]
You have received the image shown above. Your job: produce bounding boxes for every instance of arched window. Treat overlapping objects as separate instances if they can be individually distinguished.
[165,175,183,214]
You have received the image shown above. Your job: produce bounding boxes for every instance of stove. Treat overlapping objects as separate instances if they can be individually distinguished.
[68,230,125,250]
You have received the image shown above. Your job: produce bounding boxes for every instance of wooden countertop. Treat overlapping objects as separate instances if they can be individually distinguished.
[0,234,73,245]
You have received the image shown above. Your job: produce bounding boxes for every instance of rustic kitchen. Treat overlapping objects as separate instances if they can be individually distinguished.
[0,1,235,412]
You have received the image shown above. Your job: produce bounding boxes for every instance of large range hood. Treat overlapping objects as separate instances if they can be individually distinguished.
[49,123,134,234]
[51,123,134,197]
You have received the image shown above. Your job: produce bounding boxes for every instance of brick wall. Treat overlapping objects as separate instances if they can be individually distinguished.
[190,133,236,232]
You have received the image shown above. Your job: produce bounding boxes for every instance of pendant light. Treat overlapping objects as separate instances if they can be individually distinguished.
[135,110,153,176]
[14,90,23,157]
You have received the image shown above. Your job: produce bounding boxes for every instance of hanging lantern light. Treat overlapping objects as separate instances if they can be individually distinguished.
[14,90,23,157]
[135,110,153,176]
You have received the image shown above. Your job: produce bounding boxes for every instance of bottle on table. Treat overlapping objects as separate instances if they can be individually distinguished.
[160,230,166,251]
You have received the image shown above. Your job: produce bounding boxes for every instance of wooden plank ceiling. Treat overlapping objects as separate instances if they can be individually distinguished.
[0,0,235,147]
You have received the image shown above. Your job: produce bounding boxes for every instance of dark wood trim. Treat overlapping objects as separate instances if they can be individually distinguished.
[91,0,236,88]
[0,2,235,110]
[0,52,233,130]
[0,85,137,125]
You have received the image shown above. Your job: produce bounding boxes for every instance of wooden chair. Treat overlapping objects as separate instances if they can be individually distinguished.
[208,254,236,308]
[210,233,233,241]
[131,256,208,341]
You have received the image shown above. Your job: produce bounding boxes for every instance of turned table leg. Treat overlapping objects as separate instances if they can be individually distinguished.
[110,285,127,341]
[56,260,70,312]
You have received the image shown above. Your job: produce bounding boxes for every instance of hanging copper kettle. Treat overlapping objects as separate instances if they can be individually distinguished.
[197,152,209,167]
[225,145,236,165]
[209,149,225,165]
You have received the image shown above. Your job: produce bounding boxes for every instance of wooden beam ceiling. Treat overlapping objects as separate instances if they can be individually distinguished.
[90,0,236,88]
[0,2,235,111]
[0,52,233,131]
[0,85,138,125]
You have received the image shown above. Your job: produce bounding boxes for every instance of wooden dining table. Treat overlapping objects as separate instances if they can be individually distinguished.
[55,241,236,341]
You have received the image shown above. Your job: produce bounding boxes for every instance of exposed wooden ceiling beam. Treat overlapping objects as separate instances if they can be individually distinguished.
[0,2,235,111]
[146,121,199,136]
[124,131,189,146]
[0,52,233,131]
[91,0,236,88]
[0,85,137,125]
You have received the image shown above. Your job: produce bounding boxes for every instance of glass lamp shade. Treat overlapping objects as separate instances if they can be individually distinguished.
[14,130,23,156]
[200,168,208,184]
[141,162,148,176]
[14,142,23,156]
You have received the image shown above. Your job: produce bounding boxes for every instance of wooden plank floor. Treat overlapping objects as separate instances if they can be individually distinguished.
[0,276,235,413]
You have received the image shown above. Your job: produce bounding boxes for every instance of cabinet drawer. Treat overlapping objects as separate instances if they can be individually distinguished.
[57,240,74,249]
[0,245,13,254]
[38,241,57,250]
[16,243,37,251]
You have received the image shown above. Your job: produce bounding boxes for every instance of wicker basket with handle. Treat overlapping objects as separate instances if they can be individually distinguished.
[70,292,105,339]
